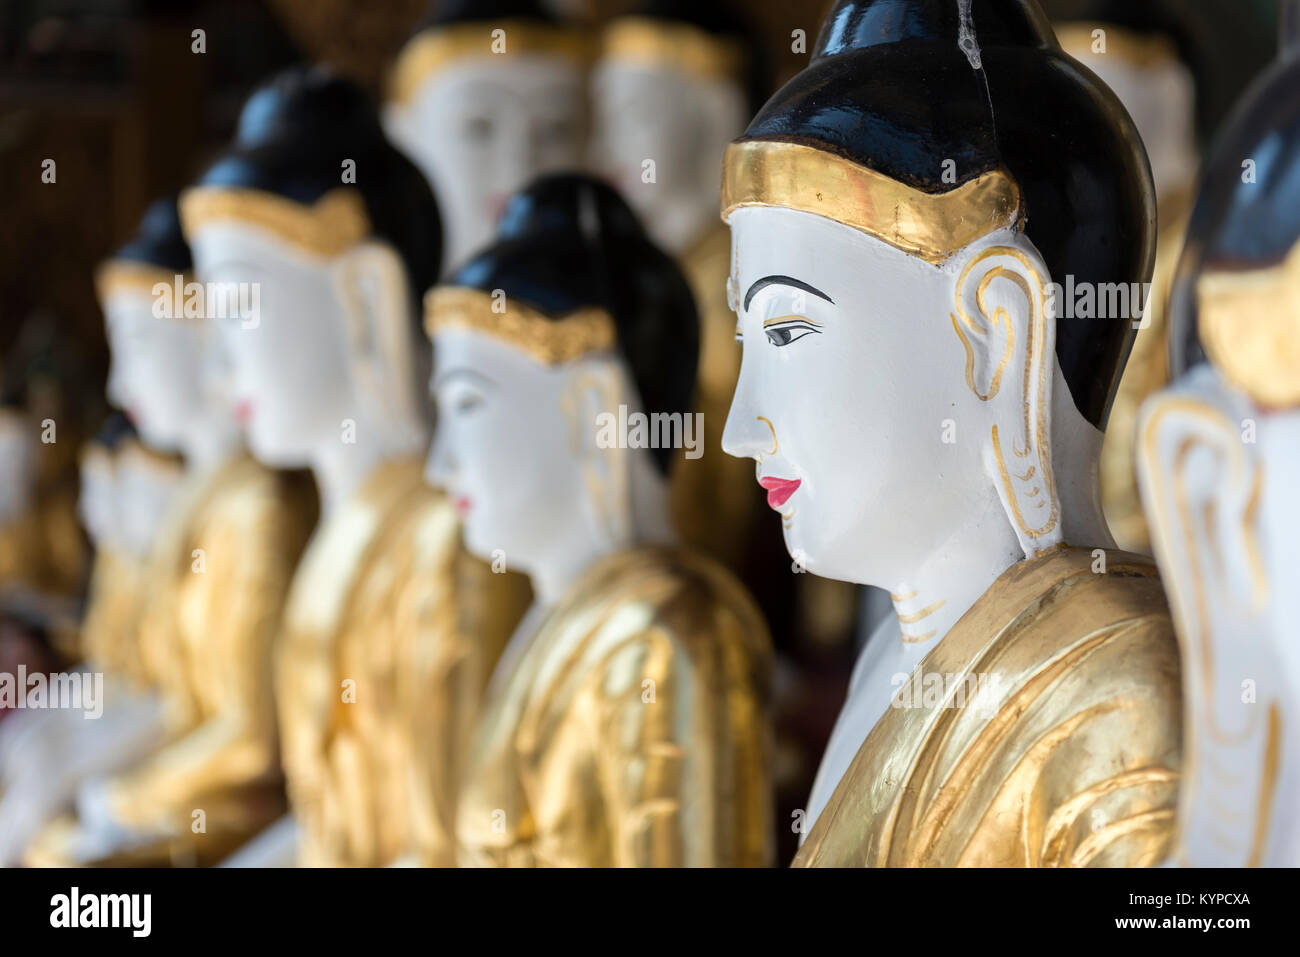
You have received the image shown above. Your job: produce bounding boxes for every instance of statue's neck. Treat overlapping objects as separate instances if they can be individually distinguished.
[529,449,675,608]
[886,502,1023,650]
[310,422,398,515]
[180,415,240,477]
[887,426,1108,651]
[529,536,612,609]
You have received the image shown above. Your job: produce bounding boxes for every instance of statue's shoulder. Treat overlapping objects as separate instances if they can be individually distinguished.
[927,547,1182,867]
[534,545,772,701]
[798,547,1182,868]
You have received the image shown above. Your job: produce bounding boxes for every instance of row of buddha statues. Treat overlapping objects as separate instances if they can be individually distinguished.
[0,0,1296,868]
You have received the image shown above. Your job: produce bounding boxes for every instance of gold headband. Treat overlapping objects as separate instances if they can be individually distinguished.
[1197,238,1300,409]
[600,17,745,83]
[179,186,371,259]
[389,21,592,104]
[721,139,1024,265]
[95,260,185,303]
[1055,23,1181,70]
[425,286,616,364]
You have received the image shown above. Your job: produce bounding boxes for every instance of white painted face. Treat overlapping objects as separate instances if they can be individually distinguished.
[591,58,745,252]
[428,327,640,578]
[101,288,209,453]
[722,206,1079,586]
[188,222,422,469]
[386,56,587,271]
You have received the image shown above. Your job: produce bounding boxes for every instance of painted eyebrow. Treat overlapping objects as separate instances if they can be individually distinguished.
[743,275,834,311]
[432,367,497,392]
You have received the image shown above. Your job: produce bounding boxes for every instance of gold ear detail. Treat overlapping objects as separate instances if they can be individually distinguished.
[957,246,1058,540]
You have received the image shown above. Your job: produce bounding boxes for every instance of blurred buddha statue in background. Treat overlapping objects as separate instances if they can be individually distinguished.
[385,0,589,273]
[591,0,771,580]
[427,174,773,867]
[186,67,526,868]
[1047,0,1208,553]
[1137,9,1300,867]
[23,195,320,867]
[1,424,182,863]
[720,0,1180,867]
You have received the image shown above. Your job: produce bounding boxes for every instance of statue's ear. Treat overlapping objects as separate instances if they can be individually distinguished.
[950,240,1063,556]
[558,355,633,549]
[332,240,424,447]
[1135,387,1278,866]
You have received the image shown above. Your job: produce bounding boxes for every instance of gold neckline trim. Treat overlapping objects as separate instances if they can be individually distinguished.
[425,286,616,364]
[179,186,371,259]
[600,17,745,83]
[389,21,592,104]
[1197,237,1300,409]
[721,139,1024,265]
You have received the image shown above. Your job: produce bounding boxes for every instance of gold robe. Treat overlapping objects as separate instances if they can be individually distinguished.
[277,459,526,867]
[25,454,318,866]
[79,549,151,687]
[793,547,1181,868]
[456,545,774,867]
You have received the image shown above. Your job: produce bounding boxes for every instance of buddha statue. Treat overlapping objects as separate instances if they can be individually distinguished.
[719,0,1181,867]
[1046,0,1207,553]
[183,67,526,867]
[427,173,773,867]
[1136,10,1300,867]
[0,416,175,867]
[385,0,589,273]
[24,196,320,867]
[591,0,777,580]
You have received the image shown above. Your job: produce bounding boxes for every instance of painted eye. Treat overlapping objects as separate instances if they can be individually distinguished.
[464,116,494,144]
[764,323,821,347]
[442,390,484,416]
[454,393,484,414]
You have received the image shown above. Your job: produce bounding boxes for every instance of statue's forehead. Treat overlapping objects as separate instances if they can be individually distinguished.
[187,220,329,278]
[727,205,929,300]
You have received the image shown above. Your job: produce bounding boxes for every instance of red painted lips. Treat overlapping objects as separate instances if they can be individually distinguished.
[758,476,801,510]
